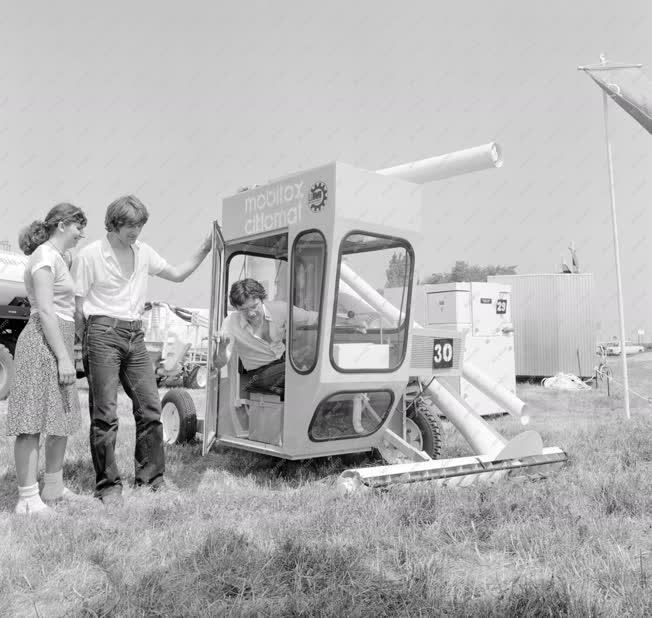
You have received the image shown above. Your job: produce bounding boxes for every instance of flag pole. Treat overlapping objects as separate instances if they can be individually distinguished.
[598,53,631,420]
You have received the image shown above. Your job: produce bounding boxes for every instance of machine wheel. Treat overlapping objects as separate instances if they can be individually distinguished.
[194,366,207,389]
[161,388,197,444]
[0,344,15,401]
[406,396,442,459]
[184,365,207,389]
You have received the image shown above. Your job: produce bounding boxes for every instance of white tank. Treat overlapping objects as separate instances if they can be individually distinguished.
[0,249,27,305]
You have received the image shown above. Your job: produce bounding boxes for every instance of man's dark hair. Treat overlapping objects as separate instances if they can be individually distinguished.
[105,195,149,232]
[229,278,267,308]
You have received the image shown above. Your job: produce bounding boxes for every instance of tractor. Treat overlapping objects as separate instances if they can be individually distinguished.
[143,301,209,389]
[160,143,567,490]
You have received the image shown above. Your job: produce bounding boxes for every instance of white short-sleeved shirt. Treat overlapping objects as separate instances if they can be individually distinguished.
[71,237,168,321]
[220,300,317,371]
[25,244,75,321]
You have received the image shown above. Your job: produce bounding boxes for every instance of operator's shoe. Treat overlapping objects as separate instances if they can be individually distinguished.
[269,385,285,400]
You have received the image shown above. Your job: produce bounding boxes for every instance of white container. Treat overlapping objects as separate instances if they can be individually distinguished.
[0,250,27,305]
[488,274,596,378]
[387,282,516,416]
[409,282,513,335]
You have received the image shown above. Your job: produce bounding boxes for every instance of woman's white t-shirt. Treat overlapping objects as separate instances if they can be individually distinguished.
[25,244,75,321]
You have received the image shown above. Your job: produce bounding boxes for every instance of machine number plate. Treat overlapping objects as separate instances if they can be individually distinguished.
[432,338,454,369]
[496,299,507,314]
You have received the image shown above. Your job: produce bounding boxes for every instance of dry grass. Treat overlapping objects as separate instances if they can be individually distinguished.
[0,355,650,617]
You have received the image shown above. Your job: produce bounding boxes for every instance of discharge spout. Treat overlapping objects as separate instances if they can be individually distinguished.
[376,142,502,184]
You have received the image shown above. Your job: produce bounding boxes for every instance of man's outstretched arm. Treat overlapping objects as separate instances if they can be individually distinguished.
[156,233,212,283]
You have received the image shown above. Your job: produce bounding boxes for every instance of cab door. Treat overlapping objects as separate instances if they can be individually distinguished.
[202,221,226,455]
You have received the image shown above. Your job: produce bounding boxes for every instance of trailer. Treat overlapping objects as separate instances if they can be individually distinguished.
[159,143,567,490]
[488,273,596,379]
[0,249,30,399]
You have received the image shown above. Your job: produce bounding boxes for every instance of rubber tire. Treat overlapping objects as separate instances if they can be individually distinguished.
[184,365,206,389]
[407,396,442,459]
[0,344,15,401]
[161,388,197,444]
[194,366,207,389]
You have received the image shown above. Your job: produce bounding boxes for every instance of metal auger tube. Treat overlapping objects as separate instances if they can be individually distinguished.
[423,379,544,461]
[462,361,530,424]
[337,448,568,492]
[424,379,508,458]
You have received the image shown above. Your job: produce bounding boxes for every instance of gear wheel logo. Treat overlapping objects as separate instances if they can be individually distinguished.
[308,181,328,212]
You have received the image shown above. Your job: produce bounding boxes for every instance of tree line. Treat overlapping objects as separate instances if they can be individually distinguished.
[385,253,516,287]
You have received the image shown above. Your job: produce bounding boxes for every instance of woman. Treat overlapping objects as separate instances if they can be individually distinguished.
[8,203,87,515]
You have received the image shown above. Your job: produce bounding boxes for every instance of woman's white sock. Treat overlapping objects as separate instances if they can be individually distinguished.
[42,470,78,501]
[42,470,77,501]
[16,483,49,515]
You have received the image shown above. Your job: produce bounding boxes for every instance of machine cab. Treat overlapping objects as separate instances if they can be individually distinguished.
[203,161,424,459]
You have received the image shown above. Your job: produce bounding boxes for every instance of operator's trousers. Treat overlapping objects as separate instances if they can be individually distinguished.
[83,317,165,498]
[244,355,286,399]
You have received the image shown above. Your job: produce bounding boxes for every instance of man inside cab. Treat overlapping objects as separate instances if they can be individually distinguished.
[213,279,315,397]
[213,278,365,398]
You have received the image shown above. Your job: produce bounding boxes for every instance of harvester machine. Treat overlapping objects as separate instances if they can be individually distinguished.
[144,301,209,389]
[161,142,567,491]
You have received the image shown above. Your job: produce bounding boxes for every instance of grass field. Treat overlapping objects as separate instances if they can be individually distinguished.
[0,355,650,617]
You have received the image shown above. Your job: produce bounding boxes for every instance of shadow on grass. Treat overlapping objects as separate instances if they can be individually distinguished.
[163,439,377,493]
[80,527,427,616]
[0,471,16,511]
[76,526,621,618]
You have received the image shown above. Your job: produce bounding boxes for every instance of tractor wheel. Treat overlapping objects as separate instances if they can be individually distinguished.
[161,388,197,444]
[194,366,208,389]
[0,344,15,401]
[406,396,442,459]
[184,365,208,389]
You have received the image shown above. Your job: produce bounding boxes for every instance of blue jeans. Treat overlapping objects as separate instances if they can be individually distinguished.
[83,317,164,497]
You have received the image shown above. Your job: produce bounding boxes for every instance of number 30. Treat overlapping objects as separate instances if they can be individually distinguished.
[433,342,453,363]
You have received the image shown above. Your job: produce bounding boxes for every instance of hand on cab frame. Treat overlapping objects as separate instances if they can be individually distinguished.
[216,334,230,352]
[211,334,230,368]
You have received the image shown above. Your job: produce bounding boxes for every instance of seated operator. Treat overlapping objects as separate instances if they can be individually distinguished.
[213,278,365,398]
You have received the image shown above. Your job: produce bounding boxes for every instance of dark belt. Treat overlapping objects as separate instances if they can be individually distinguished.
[87,315,143,330]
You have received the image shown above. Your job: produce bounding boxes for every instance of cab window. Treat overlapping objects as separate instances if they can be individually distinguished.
[289,230,326,374]
[330,232,413,373]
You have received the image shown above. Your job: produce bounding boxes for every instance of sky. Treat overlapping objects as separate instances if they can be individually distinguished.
[2,0,651,340]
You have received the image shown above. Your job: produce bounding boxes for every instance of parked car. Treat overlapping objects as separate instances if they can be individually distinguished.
[597,341,645,356]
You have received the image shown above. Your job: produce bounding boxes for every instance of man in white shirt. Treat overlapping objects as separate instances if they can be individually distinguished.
[72,195,211,504]
[214,279,318,397]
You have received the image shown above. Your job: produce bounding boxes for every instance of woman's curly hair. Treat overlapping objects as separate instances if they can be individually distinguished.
[18,203,87,255]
